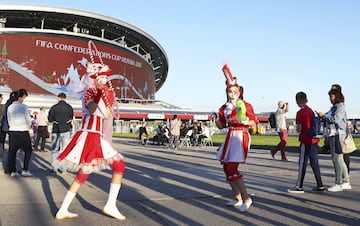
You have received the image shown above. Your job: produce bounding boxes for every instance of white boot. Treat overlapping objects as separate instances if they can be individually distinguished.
[103,183,126,220]
[55,191,78,220]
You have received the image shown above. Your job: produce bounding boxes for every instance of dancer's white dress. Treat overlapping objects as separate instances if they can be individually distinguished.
[54,87,122,173]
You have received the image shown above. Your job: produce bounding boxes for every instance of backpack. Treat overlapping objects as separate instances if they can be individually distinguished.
[269,112,276,128]
[309,111,323,138]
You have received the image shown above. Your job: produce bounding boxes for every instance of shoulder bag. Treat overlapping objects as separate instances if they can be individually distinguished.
[339,129,357,154]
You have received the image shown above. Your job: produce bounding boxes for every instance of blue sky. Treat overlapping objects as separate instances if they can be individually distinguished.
[3,0,360,118]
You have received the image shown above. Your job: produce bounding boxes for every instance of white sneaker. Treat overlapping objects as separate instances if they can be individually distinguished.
[226,199,243,207]
[21,170,33,177]
[327,184,343,192]
[239,198,252,212]
[341,182,352,190]
[10,172,20,177]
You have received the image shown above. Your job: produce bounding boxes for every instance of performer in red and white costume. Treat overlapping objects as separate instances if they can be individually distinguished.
[214,64,258,212]
[54,41,126,221]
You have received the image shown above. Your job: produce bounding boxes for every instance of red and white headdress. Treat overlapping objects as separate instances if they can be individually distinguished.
[222,64,238,88]
[66,40,115,103]
[87,63,112,78]
[87,40,113,78]
[87,40,116,108]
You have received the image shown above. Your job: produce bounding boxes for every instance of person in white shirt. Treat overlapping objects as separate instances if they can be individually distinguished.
[169,114,181,149]
[198,122,210,145]
[33,106,48,152]
[7,89,33,177]
[270,101,289,161]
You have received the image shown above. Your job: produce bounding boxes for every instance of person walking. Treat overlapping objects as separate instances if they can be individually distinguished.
[214,64,258,212]
[48,92,73,174]
[287,92,325,193]
[0,94,5,161]
[169,114,181,149]
[271,101,289,161]
[54,41,126,221]
[30,113,38,144]
[7,89,33,177]
[330,84,351,174]
[33,107,48,152]
[318,88,351,192]
[1,91,17,173]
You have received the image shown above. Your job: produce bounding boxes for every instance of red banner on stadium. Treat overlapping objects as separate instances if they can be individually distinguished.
[0,33,155,100]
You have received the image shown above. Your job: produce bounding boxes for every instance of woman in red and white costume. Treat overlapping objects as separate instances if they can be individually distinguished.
[214,65,258,212]
[54,41,126,221]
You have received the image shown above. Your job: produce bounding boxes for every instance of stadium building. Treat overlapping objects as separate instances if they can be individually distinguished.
[0,4,272,134]
[0,4,215,128]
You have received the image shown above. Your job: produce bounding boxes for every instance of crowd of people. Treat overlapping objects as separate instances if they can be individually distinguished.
[0,90,74,177]
[267,84,353,194]
[138,118,213,148]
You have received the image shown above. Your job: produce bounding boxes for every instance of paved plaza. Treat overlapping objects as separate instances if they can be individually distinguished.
[0,137,359,226]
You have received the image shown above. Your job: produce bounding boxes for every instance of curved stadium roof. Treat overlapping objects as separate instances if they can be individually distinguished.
[0,4,169,92]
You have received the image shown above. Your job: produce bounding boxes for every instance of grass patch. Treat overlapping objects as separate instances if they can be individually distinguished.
[211,134,305,148]
[114,133,360,150]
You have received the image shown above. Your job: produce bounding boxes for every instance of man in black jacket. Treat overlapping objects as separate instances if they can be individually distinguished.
[48,92,73,174]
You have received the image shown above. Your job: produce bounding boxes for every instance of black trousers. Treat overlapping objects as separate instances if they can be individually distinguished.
[8,131,32,173]
[343,153,350,174]
[296,143,323,188]
[34,126,48,150]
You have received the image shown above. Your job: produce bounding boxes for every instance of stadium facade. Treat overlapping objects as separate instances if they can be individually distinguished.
[0,4,275,136]
[0,4,213,122]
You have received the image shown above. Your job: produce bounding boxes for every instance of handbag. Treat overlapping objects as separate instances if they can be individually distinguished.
[339,130,357,154]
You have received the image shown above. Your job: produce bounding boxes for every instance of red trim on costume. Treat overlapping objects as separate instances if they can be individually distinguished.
[58,131,82,160]
[96,116,101,131]
[228,127,248,131]
[81,117,86,130]
[243,131,249,159]
[220,130,232,162]
[87,115,94,130]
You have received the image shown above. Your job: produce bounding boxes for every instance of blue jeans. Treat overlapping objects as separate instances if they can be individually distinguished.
[51,131,71,171]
